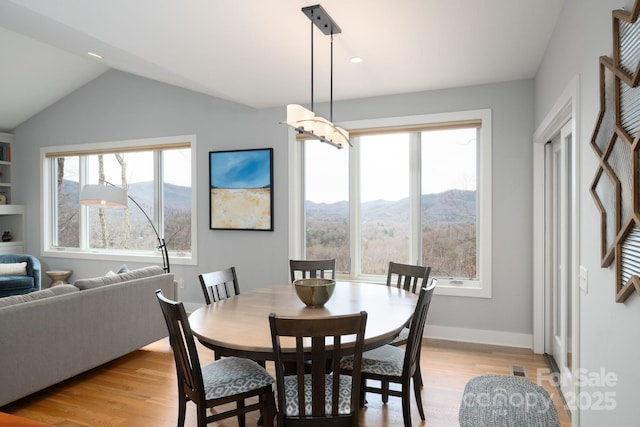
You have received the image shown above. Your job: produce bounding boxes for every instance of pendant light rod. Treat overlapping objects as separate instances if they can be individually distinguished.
[303,4,342,125]
[310,14,314,113]
[330,32,334,123]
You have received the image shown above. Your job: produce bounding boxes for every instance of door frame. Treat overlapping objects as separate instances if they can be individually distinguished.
[549,121,575,397]
[532,76,580,422]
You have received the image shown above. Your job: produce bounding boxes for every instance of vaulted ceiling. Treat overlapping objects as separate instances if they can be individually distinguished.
[0,0,563,132]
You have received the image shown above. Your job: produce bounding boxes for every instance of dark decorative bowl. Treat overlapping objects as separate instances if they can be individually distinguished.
[293,278,336,307]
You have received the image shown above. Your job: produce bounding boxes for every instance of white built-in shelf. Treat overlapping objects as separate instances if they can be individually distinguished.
[0,134,23,253]
[0,132,12,203]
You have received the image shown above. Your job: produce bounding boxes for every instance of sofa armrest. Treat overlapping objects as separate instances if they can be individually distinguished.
[27,257,41,291]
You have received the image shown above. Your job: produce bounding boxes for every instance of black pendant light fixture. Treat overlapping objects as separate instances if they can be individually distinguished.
[284,4,351,149]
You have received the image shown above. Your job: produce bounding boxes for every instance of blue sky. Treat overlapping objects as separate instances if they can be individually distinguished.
[210,149,272,189]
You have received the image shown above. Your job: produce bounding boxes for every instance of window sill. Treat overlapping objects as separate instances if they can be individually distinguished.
[433,280,491,298]
[335,275,491,298]
[43,248,196,266]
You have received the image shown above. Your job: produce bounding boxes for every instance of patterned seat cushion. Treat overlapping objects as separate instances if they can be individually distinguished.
[201,356,274,400]
[390,326,410,345]
[340,345,404,377]
[280,373,353,416]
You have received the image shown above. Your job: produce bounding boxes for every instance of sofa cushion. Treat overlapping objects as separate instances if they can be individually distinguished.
[0,284,79,308]
[73,265,164,290]
[0,262,27,276]
[73,274,122,290]
[0,276,33,292]
[117,265,163,281]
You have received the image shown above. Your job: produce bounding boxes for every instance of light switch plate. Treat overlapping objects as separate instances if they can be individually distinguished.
[579,266,588,293]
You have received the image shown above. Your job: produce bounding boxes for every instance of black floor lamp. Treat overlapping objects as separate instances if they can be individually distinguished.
[79,182,170,273]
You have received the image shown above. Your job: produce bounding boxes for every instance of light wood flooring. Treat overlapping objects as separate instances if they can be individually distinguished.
[2,338,571,426]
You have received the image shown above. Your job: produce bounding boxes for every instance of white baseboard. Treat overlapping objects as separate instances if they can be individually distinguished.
[424,324,533,350]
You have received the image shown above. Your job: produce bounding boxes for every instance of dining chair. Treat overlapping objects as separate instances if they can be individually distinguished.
[384,262,432,398]
[155,290,275,427]
[269,311,368,427]
[289,259,336,282]
[198,266,248,362]
[340,279,437,427]
[198,266,240,305]
[386,262,431,347]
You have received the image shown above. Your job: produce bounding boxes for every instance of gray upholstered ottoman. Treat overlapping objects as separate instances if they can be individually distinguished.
[459,375,560,427]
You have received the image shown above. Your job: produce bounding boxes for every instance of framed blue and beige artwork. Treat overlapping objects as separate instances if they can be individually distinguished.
[209,148,274,231]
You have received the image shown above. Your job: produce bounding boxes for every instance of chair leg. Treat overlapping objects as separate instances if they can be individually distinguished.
[401,377,413,427]
[412,371,425,421]
[196,404,208,427]
[177,393,187,427]
[261,388,276,427]
[237,399,246,427]
[257,392,265,425]
[359,377,367,408]
[381,380,390,403]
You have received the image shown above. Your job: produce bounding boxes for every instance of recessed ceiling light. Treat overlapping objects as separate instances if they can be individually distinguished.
[87,52,103,59]
[350,57,363,64]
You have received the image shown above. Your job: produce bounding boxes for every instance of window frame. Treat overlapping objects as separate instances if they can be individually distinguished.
[41,135,198,267]
[289,109,492,298]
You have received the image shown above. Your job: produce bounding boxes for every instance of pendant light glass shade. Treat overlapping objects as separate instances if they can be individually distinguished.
[286,104,350,149]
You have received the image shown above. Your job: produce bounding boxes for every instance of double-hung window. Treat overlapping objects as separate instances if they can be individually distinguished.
[291,110,491,297]
[42,135,196,266]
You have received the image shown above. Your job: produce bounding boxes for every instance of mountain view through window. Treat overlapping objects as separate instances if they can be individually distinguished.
[304,128,478,279]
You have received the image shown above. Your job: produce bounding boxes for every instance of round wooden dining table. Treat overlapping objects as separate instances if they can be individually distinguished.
[189,281,418,362]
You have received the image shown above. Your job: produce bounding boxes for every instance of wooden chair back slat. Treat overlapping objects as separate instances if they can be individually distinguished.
[404,278,437,373]
[156,291,206,404]
[198,266,240,305]
[386,261,431,294]
[290,259,336,282]
[270,311,367,426]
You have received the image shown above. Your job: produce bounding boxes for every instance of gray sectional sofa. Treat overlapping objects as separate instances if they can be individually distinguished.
[0,265,175,407]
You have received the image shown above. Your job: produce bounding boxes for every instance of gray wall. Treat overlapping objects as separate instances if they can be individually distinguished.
[14,71,290,305]
[334,80,535,336]
[14,70,535,337]
[535,0,640,424]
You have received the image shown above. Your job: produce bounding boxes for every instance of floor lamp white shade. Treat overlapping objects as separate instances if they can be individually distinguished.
[78,183,171,273]
[79,184,128,208]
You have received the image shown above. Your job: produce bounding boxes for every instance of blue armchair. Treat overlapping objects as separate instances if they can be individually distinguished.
[0,254,41,297]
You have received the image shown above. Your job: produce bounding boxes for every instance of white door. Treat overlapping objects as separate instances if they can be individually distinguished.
[547,120,574,401]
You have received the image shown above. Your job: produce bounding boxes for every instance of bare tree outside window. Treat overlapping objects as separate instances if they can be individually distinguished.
[52,147,192,256]
[421,129,477,279]
[304,127,479,280]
